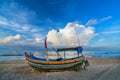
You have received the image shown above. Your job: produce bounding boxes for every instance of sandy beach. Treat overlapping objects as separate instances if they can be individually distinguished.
[0,58,120,80]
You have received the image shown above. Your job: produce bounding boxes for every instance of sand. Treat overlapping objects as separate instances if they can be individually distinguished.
[0,58,120,80]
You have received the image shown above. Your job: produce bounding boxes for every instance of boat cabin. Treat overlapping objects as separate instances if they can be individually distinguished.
[56,46,83,60]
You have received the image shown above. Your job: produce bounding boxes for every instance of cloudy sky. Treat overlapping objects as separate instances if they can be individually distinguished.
[0,0,120,54]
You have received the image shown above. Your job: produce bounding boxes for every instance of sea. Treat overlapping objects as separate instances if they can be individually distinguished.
[0,51,120,61]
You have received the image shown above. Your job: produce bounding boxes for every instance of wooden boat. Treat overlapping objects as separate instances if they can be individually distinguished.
[24,37,89,71]
[24,46,88,71]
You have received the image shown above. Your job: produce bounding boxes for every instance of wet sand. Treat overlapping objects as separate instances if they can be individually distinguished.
[0,58,120,80]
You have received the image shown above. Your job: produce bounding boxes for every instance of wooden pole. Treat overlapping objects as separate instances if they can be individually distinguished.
[46,48,48,61]
[77,36,80,47]
[64,51,66,60]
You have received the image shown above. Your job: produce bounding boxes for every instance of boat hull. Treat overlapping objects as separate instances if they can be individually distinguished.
[28,60,84,70]
[24,52,85,70]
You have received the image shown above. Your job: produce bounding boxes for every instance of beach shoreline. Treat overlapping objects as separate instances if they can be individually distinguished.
[0,58,120,80]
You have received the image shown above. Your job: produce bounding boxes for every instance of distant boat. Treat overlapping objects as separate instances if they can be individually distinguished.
[24,38,89,71]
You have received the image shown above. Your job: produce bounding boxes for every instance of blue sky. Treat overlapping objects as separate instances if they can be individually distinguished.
[0,0,120,54]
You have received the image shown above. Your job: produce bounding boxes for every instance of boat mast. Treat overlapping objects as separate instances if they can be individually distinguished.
[77,36,80,47]
[44,37,48,61]
[77,36,81,57]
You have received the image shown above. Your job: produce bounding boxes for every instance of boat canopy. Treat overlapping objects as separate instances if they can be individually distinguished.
[57,47,83,53]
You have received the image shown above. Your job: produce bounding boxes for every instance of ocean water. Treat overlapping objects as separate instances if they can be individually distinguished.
[0,52,120,61]
[84,52,120,58]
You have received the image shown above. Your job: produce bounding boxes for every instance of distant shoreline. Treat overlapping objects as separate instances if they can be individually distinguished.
[0,54,24,56]
[0,60,26,63]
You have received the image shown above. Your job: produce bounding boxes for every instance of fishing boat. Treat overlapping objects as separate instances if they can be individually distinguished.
[24,38,89,71]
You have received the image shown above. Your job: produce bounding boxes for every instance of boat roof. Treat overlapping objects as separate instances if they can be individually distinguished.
[57,46,83,52]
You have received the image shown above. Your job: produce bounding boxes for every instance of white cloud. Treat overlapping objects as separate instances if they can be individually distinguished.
[0,1,44,46]
[99,16,112,22]
[1,1,36,23]
[35,37,42,43]
[86,16,112,26]
[0,16,9,26]
[0,34,21,43]
[0,15,43,45]
[14,34,21,39]
[21,25,30,31]
[0,1,40,34]
[86,19,98,26]
[47,22,96,46]
[31,28,38,32]
[32,33,42,38]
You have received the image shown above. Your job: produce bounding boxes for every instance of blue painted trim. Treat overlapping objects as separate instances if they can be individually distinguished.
[29,55,83,61]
